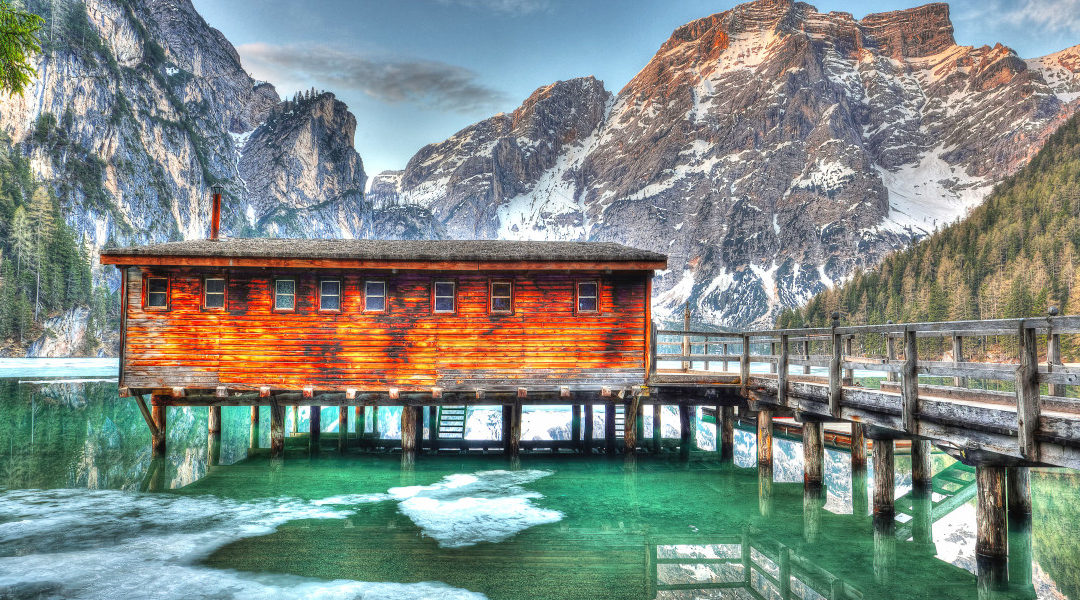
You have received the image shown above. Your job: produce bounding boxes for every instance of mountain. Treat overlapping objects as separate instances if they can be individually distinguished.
[776,109,1080,349]
[373,0,1080,327]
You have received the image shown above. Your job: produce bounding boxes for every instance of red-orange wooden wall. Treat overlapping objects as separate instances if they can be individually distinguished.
[121,267,650,392]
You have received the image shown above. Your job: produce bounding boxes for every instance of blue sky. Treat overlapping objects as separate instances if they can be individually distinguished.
[191,0,1080,176]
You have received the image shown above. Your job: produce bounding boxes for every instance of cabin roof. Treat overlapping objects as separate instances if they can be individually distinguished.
[99,238,668,270]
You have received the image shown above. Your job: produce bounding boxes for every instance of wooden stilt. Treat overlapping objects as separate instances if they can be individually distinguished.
[207,405,221,466]
[720,406,734,462]
[1006,466,1032,518]
[502,405,513,453]
[911,439,932,490]
[803,418,823,490]
[584,404,594,453]
[356,405,366,436]
[291,405,299,434]
[850,422,866,472]
[371,406,379,439]
[757,409,773,467]
[401,406,417,456]
[414,405,424,452]
[571,405,581,449]
[624,396,640,454]
[338,406,349,453]
[151,396,166,458]
[714,404,722,454]
[873,439,895,515]
[652,404,662,453]
[509,403,522,457]
[309,405,321,450]
[976,465,1007,558]
[249,405,259,449]
[679,404,692,458]
[635,403,644,449]
[208,405,221,434]
[270,402,285,458]
[605,404,616,453]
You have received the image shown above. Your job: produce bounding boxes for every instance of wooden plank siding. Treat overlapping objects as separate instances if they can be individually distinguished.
[121,267,649,392]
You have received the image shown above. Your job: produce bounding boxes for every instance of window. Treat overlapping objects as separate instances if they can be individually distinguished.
[364,280,386,312]
[433,280,456,313]
[204,277,226,309]
[146,277,168,309]
[274,279,296,311]
[576,280,599,314]
[319,279,341,312]
[490,281,512,314]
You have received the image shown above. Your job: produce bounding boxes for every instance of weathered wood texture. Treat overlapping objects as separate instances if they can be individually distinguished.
[121,268,649,391]
[976,466,1007,558]
[270,403,284,458]
[803,420,823,488]
[1007,466,1032,517]
[757,410,773,467]
[873,440,895,515]
[151,397,166,457]
[911,440,932,490]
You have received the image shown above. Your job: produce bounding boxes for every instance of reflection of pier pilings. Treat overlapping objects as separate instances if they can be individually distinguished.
[758,464,773,517]
[912,440,932,491]
[207,405,221,466]
[873,514,896,585]
[249,406,259,449]
[803,485,823,543]
[720,406,734,462]
[853,470,869,517]
[910,489,935,555]
[1008,517,1034,597]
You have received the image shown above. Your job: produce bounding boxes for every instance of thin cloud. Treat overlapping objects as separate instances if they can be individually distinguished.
[434,0,550,15]
[238,42,509,114]
[995,0,1080,35]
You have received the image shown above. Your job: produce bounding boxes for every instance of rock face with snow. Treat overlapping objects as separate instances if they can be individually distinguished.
[375,0,1080,327]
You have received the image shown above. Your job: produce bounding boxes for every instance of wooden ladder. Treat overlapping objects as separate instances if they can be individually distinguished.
[437,406,468,439]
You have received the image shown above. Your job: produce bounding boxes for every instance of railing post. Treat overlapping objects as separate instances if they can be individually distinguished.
[843,335,854,385]
[777,333,788,407]
[902,327,919,435]
[1048,307,1063,397]
[802,324,811,375]
[829,312,841,417]
[769,342,777,375]
[649,322,658,379]
[703,337,710,372]
[682,303,691,372]
[1016,322,1041,461]
[952,333,966,387]
[886,321,898,383]
[741,334,751,393]
[722,342,729,373]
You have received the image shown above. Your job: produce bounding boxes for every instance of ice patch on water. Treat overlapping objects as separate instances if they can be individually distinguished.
[387,470,562,548]
[0,488,487,599]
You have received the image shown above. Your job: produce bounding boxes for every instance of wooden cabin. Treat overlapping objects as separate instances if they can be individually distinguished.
[100,238,667,397]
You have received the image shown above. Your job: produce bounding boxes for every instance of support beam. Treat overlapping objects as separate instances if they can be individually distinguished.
[679,404,693,458]
[740,335,750,393]
[682,303,691,372]
[401,405,417,456]
[803,419,823,490]
[605,404,617,453]
[309,406,321,450]
[851,422,866,473]
[720,406,734,462]
[853,469,869,517]
[502,404,512,452]
[584,404,594,453]
[624,396,640,454]
[356,405,366,436]
[843,336,854,386]
[249,405,259,449]
[208,405,221,466]
[151,396,166,458]
[872,439,894,515]
[571,404,581,449]
[1048,320,1064,397]
[371,405,379,438]
[270,402,284,458]
[652,404,662,453]
[911,439,932,491]
[757,409,773,467]
[338,406,349,453]
[1007,466,1032,518]
[511,403,523,457]
[976,465,1007,559]
[803,485,823,543]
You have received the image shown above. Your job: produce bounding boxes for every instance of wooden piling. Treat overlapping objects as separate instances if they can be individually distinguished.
[757,409,773,467]
[356,405,366,436]
[679,404,693,458]
[911,439,932,490]
[1007,466,1032,518]
[976,465,1007,559]
[803,419,823,490]
[720,406,734,462]
[414,406,424,452]
[502,404,512,451]
[851,422,866,472]
[291,405,299,433]
[270,402,284,458]
[624,396,640,454]
[309,406,321,450]
[338,406,349,453]
[207,405,221,466]
[371,406,379,439]
[605,404,617,453]
[652,404,662,453]
[571,405,581,448]
[401,405,417,455]
[872,439,894,515]
[510,403,522,457]
[584,404,594,453]
[249,405,259,449]
[151,396,166,458]
[427,406,438,451]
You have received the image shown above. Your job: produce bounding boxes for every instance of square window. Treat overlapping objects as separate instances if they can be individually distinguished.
[433,281,455,313]
[491,281,512,313]
[365,280,386,312]
[320,279,341,311]
[275,279,295,311]
[146,277,168,309]
[577,281,599,313]
[204,277,226,309]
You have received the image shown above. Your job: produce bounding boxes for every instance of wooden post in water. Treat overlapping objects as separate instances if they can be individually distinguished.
[338,406,349,453]
[584,404,594,453]
[911,440,932,490]
[1007,466,1032,518]
[371,406,379,439]
[911,488,934,550]
[873,514,896,585]
[624,396,640,454]
[502,404,512,452]
[571,405,581,449]
[851,422,866,473]
[270,403,284,458]
[414,406,424,453]
[853,469,869,517]
[249,405,259,449]
[309,406,321,450]
[207,405,221,466]
[758,464,773,517]
[401,406,417,456]
[757,409,773,467]
[803,418,823,490]
[872,438,895,515]
[976,465,1007,559]
[605,404,617,453]
[356,405,366,436]
[679,404,693,458]
[509,402,522,457]
[291,405,299,434]
[803,485,823,543]
[720,406,734,462]
[151,395,167,458]
[652,404,662,453]
[427,406,438,452]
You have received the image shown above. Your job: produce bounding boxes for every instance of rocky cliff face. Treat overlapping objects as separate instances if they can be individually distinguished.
[376,0,1080,327]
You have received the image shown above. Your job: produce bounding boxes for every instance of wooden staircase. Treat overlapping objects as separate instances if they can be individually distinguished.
[894,461,977,541]
[436,406,468,440]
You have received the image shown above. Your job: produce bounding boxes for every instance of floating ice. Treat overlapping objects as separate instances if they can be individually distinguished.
[0,488,487,599]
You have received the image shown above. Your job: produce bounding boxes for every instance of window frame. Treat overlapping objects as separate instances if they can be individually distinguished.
[317,278,342,313]
[143,275,170,311]
[489,279,513,315]
[431,279,457,315]
[272,277,297,313]
[363,279,388,314]
[202,275,227,311]
[575,279,601,315]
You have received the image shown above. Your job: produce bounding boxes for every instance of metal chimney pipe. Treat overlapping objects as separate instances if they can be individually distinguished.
[210,185,222,241]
